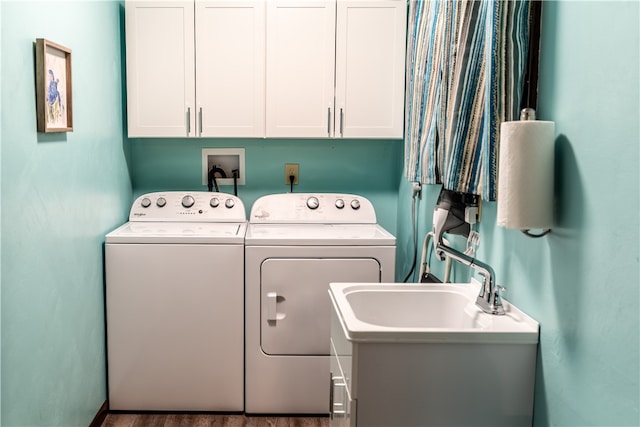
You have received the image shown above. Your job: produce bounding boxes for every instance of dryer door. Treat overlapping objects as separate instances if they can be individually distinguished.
[260,258,380,356]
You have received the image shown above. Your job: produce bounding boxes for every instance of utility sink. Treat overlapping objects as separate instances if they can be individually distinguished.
[329,280,539,344]
[328,281,540,426]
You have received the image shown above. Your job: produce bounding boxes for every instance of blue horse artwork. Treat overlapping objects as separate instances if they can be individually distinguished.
[47,69,64,123]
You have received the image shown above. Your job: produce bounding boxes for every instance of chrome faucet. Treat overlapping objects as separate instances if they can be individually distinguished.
[435,243,505,315]
[431,188,505,316]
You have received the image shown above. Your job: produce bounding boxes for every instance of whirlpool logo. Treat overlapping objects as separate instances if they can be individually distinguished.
[133,212,146,217]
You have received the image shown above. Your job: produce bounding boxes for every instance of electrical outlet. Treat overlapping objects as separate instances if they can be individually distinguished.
[285,163,299,185]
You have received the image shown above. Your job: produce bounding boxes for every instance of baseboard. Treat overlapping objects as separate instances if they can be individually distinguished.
[89,400,108,427]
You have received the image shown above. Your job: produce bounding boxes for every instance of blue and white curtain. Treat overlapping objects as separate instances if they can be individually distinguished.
[404,0,532,201]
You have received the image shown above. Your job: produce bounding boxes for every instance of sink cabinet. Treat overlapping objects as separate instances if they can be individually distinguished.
[125,0,265,138]
[329,298,538,427]
[266,0,406,138]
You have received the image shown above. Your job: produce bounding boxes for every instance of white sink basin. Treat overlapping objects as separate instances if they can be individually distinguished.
[329,281,540,426]
[329,281,539,344]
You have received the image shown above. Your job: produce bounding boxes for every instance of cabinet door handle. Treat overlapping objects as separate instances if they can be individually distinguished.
[331,373,347,418]
[199,107,203,136]
[340,108,344,137]
[329,373,334,419]
[327,107,331,136]
[186,108,191,136]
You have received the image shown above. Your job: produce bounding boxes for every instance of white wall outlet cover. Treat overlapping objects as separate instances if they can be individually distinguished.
[201,148,246,186]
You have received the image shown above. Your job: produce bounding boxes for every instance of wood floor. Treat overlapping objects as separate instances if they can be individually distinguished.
[101,413,329,427]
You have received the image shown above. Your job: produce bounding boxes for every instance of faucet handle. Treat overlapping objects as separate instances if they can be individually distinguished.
[493,286,507,307]
[477,271,491,285]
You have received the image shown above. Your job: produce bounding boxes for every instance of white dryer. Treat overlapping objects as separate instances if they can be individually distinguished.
[106,191,246,411]
[245,193,396,414]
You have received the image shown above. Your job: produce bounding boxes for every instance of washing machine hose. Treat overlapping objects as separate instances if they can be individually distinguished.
[208,166,227,192]
[402,190,420,282]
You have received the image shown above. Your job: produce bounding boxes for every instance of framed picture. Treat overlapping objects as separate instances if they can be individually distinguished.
[35,38,73,133]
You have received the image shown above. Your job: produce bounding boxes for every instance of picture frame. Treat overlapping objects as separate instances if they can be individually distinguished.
[35,38,73,133]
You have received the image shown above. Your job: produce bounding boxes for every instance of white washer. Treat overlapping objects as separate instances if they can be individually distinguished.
[245,193,396,414]
[106,191,246,411]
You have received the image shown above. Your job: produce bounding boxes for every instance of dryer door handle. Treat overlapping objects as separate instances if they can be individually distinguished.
[266,292,278,322]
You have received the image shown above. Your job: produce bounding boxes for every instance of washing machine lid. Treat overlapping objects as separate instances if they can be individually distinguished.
[245,223,395,246]
[106,221,247,244]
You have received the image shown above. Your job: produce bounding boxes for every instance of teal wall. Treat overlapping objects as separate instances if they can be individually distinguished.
[397,1,639,426]
[131,138,403,236]
[0,1,638,426]
[0,1,131,426]
[0,1,3,423]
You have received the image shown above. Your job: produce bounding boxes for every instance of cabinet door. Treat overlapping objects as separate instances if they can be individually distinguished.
[335,0,406,138]
[196,0,265,137]
[126,0,196,137]
[266,0,336,138]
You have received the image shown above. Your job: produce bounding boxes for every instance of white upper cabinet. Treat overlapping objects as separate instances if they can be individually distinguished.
[126,1,196,137]
[126,0,405,139]
[335,0,407,139]
[196,1,265,137]
[266,0,406,139]
[126,0,265,138]
[265,0,337,138]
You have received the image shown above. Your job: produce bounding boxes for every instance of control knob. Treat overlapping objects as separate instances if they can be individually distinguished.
[181,195,195,208]
[335,199,345,209]
[141,197,151,208]
[210,197,220,208]
[350,199,360,210]
[156,197,166,208]
[225,198,235,209]
[307,196,319,210]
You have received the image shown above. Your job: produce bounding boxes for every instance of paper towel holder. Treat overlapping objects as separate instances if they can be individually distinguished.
[521,108,551,238]
[522,229,551,238]
[506,1,549,238]
[498,108,554,238]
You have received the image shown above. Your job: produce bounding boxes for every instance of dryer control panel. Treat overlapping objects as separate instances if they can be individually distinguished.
[129,192,246,222]
[250,193,376,224]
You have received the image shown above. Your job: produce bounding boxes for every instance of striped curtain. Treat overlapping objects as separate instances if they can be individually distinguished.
[404,0,532,201]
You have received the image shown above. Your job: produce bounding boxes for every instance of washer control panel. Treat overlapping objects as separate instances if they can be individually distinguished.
[130,192,246,222]
[250,193,376,224]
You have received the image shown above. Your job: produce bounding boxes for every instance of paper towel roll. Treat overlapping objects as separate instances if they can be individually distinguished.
[497,120,555,229]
